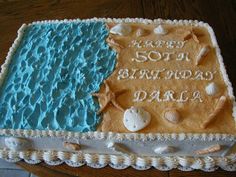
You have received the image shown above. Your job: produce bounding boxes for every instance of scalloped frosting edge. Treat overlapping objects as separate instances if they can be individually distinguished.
[0,18,235,140]
[1,149,236,171]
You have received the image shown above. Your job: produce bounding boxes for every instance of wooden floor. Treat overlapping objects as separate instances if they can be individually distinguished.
[0,159,36,177]
[0,0,236,176]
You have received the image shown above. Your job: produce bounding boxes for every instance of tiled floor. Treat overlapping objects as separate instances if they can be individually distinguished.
[0,159,37,177]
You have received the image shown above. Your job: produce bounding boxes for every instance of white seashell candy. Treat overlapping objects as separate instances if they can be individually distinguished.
[154,25,168,35]
[136,28,148,37]
[163,108,180,124]
[63,142,80,151]
[107,141,130,155]
[123,106,151,132]
[195,45,211,65]
[5,137,31,151]
[110,24,132,36]
[154,146,176,154]
[205,82,219,96]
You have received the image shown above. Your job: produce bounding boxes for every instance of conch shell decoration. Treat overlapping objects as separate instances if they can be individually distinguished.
[201,96,227,129]
[195,44,211,65]
[194,144,221,155]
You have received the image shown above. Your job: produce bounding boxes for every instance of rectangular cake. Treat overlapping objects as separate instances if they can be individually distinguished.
[0,18,235,171]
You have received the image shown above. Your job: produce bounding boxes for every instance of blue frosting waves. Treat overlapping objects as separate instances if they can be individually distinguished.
[0,21,116,132]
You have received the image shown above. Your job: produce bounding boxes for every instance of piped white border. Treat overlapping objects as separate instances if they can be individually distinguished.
[1,149,236,171]
[0,18,235,144]
[0,129,236,141]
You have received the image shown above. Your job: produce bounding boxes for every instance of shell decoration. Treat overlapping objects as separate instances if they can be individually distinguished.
[5,137,31,151]
[154,25,168,35]
[136,28,148,37]
[195,45,211,65]
[194,144,221,155]
[201,95,227,129]
[107,141,130,155]
[123,106,151,132]
[63,142,80,151]
[205,82,219,96]
[154,146,176,154]
[110,24,132,36]
[163,108,181,124]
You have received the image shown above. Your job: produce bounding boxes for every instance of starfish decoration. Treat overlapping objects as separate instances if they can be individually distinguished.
[92,80,126,114]
[183,27,203,43]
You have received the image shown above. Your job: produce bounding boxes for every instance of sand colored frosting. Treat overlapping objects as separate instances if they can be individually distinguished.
[97,23,236,134]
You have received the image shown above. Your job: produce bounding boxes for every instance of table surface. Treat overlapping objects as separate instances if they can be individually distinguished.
[0,0,236,176]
